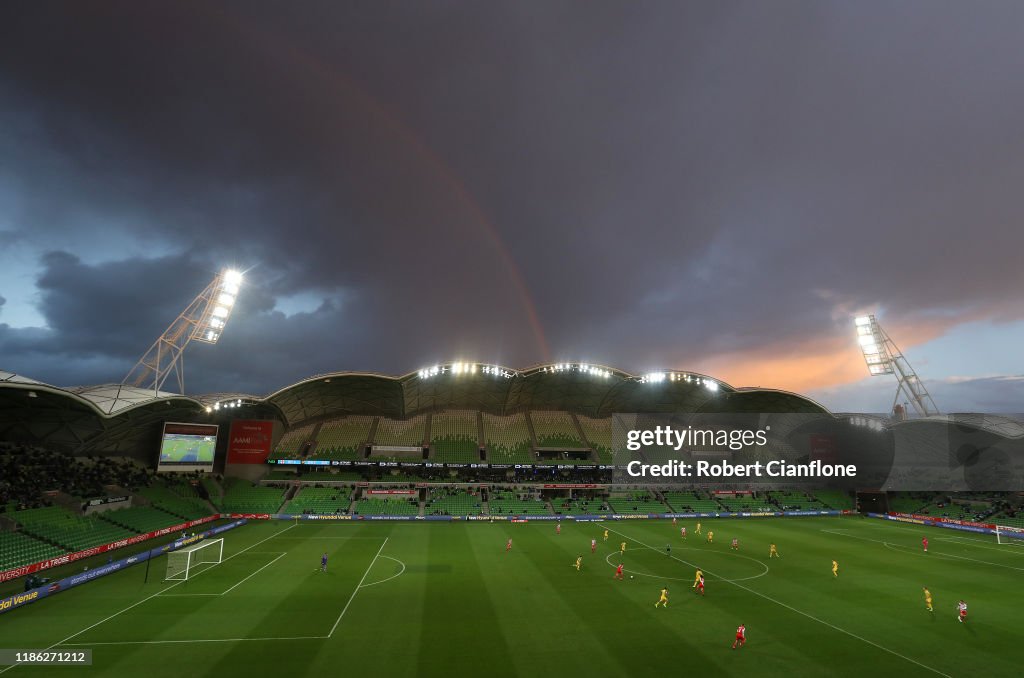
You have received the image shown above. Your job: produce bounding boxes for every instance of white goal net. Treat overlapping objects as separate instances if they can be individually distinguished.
[166,538,224,580]
[995,525,1024,546]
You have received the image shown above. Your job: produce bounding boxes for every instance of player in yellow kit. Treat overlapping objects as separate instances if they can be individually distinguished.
[707,530,714,544]
[695,522,702,534]
[620,541,627,555]
[574,555,582,571]
[832,560,839,577]
[655,587,669,608]
[693,568,703,588]
[923,587,933,612]
[769,543,779,558]
[603,529,609,541]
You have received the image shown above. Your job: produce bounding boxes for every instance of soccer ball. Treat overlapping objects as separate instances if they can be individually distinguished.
[630,575,634,580]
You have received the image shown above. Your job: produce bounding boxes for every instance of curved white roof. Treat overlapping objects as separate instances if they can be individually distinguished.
[65,383,186,415]
[0,370,48,386]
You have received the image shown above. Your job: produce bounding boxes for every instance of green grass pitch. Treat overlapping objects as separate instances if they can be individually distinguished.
[1,517,1022,677]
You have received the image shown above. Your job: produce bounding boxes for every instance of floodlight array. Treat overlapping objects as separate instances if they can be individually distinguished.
[481,365,515,378]
[541,363,612,378]
[192,269,243,345]
[417,363,515,380]
[205,398,245,413]
[854,315,893,376]
[849,416,886,431]
[639,371,718,391]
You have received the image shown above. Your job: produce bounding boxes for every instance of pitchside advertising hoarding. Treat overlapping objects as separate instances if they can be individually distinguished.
[226,420,274,464]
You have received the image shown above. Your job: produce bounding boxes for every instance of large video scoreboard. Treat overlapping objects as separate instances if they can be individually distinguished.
[157,422,219,472]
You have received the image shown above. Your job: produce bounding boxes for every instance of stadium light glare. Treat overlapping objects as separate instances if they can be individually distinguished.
[705,380,719,392]
[125,267,247,393]
[853,314,939,417]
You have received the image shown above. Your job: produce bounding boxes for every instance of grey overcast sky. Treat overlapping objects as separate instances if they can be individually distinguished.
[1,0,1023,411]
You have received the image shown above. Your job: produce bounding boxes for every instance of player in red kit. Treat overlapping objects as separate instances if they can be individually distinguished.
[506,538,512,552]
[957,600,967,623]
[680,527,686,540]
[614,563,624,580]
[922,537,928,552]
[731,538,739,550]
[591,538,597,553]
[732,624,746,649]
[696,575,705,596]
[556,523,561,535]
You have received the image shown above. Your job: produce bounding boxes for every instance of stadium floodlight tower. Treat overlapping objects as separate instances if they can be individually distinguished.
[854,314,939,419]
[123,269,243,395]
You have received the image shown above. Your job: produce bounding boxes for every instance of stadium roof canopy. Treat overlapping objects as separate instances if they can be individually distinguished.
[11,362,1023,458]
[261,363,834,426]
[0,362,836,452]
[0,371,210,453]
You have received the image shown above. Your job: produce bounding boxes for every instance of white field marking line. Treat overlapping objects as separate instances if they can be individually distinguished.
[273,536,385,540]
[327,537,388,637]
[936,535,1024,554]
[220,552,288,595]
[599,523,951,678]
[602,548,769,583]
[78,635,327,646]
[157,593,221,597]
[358,555,406,589]
[244,551,291,554]
[821,529,1024,572]
[0,523,302,666]
[603,552,690,582]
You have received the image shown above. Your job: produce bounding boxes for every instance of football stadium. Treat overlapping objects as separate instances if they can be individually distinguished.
[4,3,1024,677]
[2,349,1024,676]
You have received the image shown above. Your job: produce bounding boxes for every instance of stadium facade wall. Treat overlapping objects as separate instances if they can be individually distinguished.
[0,520,247,615]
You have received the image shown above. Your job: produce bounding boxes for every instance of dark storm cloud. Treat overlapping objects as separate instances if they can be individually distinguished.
[1,1,1023,405]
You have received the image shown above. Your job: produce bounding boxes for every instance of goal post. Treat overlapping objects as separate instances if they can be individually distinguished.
[995,525,1024,545]
[165,538,225,581]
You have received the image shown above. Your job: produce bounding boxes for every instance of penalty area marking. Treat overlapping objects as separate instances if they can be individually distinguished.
[272,540,387,544]
[600,522,951,678]
[358,555,406,589]
[4,523,300,672]
[71,635,328,646]
[603,549,768,583]
[158,552,288,597]
[821,529,1024,572]
[40,531,389,651]
[935,534,1024,554]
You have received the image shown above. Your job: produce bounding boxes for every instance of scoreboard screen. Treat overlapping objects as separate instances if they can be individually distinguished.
[158,422,219,472]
